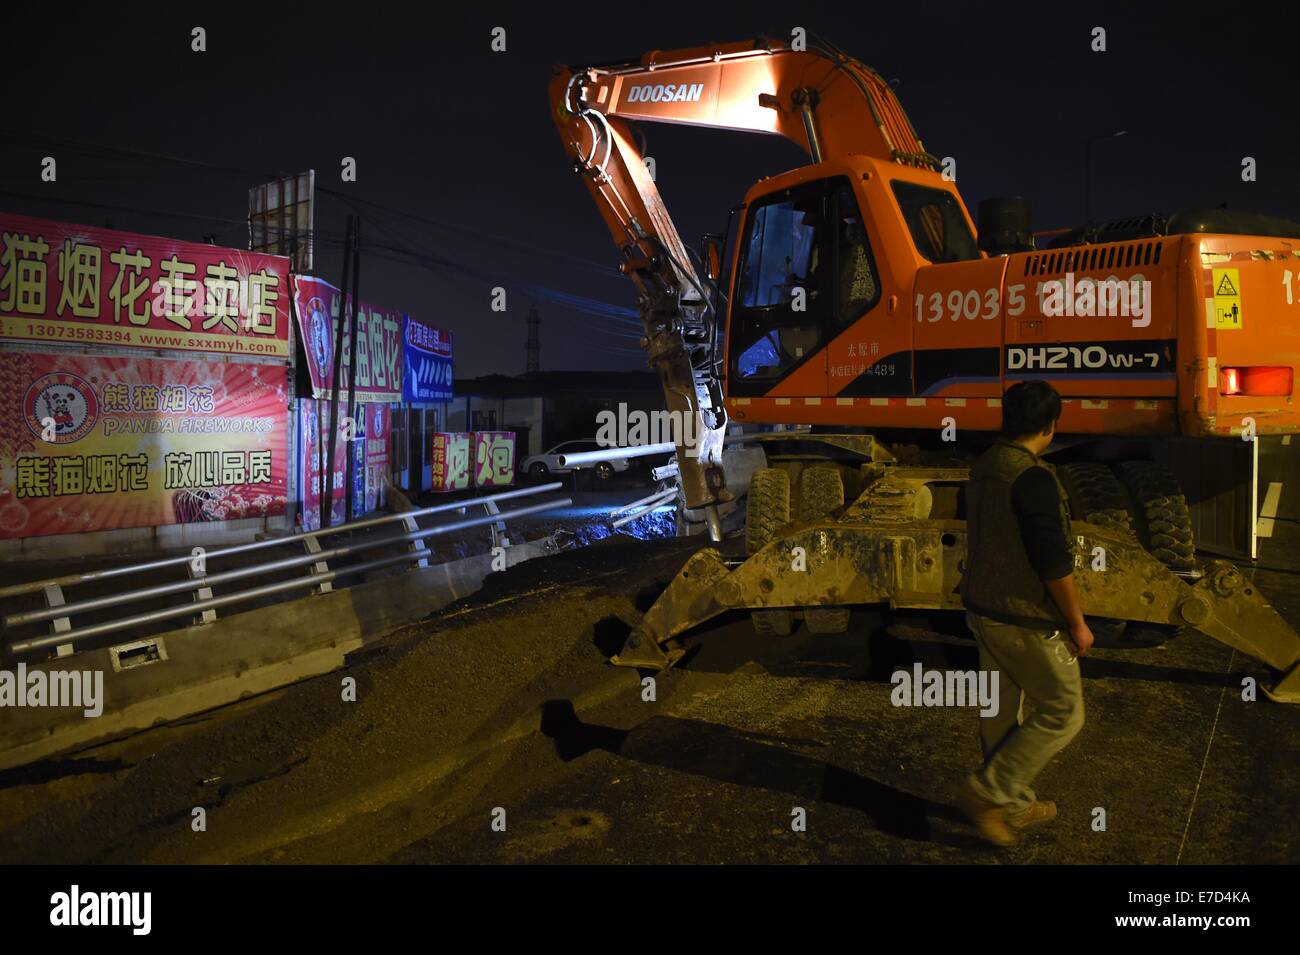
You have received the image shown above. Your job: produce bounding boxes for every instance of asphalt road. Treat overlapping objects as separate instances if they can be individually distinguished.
[1,441,1297,863]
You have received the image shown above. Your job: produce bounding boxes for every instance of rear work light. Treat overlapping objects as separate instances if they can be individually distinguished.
[1220,366,1293,397]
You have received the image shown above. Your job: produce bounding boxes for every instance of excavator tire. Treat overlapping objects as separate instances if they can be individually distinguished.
[799,466,852,634]
[1057,464,1143,647]
[746,467,790,555]
[1114,460,1197,573]
[798,465,845,522]
[1058,462,1133,535]
[746,467,794,636]
[1111,459,1196,646]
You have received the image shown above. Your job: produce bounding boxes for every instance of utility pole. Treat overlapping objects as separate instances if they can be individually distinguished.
[322,214,354,529]
[343,219,362,522]
[525,305,540,373]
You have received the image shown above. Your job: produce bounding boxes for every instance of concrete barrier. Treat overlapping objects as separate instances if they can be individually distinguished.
[0,536,559,770]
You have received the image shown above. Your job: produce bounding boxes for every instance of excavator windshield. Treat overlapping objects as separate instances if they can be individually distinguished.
[729,175,882,394]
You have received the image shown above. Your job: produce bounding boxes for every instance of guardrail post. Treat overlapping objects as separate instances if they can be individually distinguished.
[303,536,333,594]
[482,499,510,550]
[42,584,73,658]
[403,515,430,568]
[187,563,218,626]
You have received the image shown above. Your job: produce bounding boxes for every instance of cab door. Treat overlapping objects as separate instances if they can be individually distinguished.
[726,178,834,398]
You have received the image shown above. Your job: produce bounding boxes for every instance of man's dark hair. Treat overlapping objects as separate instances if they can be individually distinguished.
[1001,380,1061,437]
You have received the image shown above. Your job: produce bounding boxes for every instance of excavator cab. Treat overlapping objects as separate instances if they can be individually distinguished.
[724,157,979,410]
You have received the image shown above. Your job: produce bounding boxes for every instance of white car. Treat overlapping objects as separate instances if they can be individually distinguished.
[523,439,632,482]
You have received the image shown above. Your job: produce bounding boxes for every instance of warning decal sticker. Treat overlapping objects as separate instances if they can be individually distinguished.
[1213,267,1242,330]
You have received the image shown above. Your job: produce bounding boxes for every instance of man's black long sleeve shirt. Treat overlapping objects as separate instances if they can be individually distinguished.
[1010,466,1074,581]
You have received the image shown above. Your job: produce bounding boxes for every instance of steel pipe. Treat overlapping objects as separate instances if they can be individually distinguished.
[554,430,773,470]
[609,486,678,518]
[556,443,675,469]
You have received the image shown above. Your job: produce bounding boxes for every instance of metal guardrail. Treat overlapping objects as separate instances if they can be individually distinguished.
[1,483,570,658]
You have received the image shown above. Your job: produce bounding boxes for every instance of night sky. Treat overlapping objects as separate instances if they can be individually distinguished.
[5,3,1297,378]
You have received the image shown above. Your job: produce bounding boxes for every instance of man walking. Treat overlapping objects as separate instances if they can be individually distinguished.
[958,380,1093,847]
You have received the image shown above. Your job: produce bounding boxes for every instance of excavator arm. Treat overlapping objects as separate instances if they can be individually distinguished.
[548,36,936,531]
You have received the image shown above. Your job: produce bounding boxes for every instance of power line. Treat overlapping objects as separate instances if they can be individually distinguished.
[316,189,622,279]
[2,131,624,278]
[2,133,652,329]
[0,131,286,181]
[0,186,645,326]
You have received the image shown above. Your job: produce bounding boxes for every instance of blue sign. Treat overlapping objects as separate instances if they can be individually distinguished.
[402,315,454,404]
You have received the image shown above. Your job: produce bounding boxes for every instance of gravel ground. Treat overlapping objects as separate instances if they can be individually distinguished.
[1,528,1296,863]
[1,449,1297,864]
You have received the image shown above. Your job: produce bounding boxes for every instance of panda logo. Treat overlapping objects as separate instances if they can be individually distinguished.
[24,373,99,444]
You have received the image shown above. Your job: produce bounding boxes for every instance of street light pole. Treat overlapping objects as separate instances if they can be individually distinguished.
[1085,129,1127,224]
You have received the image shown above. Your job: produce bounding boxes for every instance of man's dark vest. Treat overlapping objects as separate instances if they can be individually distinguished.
[961,438,1075,630]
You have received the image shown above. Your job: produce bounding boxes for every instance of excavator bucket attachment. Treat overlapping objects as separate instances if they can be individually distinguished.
[615,466,1300,702]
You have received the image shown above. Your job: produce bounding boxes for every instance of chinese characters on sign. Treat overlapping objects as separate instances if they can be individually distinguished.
[0,213,291,358]
[361,404,390,514]
[0,353,288,539]
[299,399,348,530]
[430,432,472,492]
[830,339,885,379]
[402,315,454,403]
[473,432,515,487]
[427,432,514,491]
[292,275,403,402]
[298,400,390,530]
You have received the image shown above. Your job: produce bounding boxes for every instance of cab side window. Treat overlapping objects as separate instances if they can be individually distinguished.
[891,181,980,264]
[833,184,880,326]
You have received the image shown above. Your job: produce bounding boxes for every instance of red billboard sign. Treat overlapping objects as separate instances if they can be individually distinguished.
[0,351,288,539]
[430,432,472,491]
[0,212,292,359]
[299,399,350,530]
[425,432,515,491]
[292,275,403,403]
[298,399,390,529]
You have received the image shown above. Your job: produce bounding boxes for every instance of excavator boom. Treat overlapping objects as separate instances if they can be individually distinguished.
[549,36,937,524]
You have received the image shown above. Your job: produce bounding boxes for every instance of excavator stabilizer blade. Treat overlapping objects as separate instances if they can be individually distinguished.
[612,548,731,670]
[615,519,1300,701]
[1182,562,1300,702]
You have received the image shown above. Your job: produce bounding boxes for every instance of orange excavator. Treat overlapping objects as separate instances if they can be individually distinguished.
[549,36,1300,699]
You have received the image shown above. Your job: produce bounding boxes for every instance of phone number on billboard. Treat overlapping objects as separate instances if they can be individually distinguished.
[19,322,135,344]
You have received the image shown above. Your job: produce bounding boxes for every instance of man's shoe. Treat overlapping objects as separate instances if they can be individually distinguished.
[957,779,1017,847]
[1008,800,1057,830]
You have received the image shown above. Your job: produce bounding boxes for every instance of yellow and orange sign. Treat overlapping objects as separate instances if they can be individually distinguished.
[0,352,288,539]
